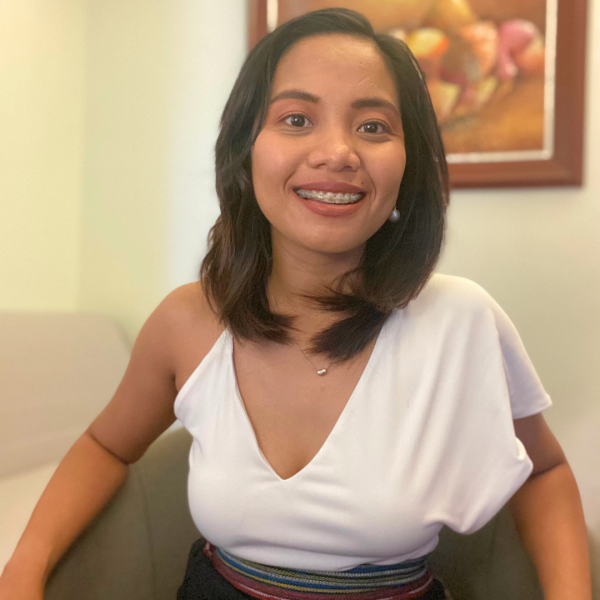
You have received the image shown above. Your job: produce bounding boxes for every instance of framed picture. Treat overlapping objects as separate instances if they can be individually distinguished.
[248,0,587,188]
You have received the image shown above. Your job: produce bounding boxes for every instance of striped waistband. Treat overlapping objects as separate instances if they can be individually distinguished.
[203,542,435,599]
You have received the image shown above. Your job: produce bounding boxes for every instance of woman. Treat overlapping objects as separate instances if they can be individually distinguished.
[0,8,591,600]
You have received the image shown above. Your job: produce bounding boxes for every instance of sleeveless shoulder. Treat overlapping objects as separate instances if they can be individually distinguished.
[159,282,226,400]
[159,281,219,329]
[167,284,229,427]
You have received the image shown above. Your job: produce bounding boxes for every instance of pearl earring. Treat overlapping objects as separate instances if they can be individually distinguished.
[388,207,400,222]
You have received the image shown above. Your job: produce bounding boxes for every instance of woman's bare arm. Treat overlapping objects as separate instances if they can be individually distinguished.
[510,413,592,600]
[0,284,208,593]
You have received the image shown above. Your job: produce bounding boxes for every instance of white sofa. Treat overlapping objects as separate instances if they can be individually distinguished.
[0,313,131,570]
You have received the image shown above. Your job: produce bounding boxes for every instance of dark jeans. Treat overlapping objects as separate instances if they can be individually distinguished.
[177,539,447,600]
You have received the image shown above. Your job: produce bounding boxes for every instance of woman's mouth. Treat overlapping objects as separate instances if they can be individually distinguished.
[294,188,365,205]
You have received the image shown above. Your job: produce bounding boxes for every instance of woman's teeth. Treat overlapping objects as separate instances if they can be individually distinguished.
[295,189,364,204]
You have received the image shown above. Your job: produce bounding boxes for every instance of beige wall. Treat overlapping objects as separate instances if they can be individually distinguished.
[0,0,245,339]
[77,0,175,342]
[78,0,246,342]
[0,0,85,311]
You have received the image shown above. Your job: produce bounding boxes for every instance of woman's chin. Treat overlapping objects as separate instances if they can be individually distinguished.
[291,235,367,258]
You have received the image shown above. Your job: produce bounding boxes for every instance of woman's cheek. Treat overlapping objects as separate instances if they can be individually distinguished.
[252,134,289,188]
[379,152,406,197]
[250,139,273,194]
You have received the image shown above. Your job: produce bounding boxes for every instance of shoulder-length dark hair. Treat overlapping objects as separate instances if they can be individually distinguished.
[201,7,449,362]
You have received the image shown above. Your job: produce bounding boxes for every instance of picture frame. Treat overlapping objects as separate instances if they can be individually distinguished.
[248,0,587,189]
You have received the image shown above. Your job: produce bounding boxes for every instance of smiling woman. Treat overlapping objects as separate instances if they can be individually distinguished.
[184,8,588,600]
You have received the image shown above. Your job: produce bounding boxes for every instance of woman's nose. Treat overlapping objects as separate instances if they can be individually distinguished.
[306,127,360,171]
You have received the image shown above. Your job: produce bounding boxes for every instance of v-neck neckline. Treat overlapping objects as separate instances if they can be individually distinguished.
[227,318,389,483]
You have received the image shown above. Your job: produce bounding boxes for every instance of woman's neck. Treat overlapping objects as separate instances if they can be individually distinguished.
[268,236,364,330]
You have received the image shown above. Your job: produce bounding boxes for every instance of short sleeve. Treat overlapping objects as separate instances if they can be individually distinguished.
[480,290,553,419]
[424,276,553,535]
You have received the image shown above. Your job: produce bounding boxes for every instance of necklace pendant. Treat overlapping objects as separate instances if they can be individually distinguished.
[317,368,327,376]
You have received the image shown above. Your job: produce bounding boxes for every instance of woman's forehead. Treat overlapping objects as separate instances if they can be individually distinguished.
[271,35,398,102]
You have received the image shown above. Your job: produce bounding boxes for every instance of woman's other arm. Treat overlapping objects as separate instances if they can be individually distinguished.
[0,285,202,596]
[510,413,592,600]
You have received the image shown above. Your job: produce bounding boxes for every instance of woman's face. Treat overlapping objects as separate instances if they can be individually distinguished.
[251,34,406,257]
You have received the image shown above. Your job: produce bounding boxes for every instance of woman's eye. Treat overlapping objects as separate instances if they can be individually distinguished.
[359,121,391,135]
[283,114,310,128]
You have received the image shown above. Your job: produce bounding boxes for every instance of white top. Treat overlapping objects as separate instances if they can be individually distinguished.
[174,274,552,571]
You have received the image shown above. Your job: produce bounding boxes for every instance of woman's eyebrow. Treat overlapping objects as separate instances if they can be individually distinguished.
[269,89,319,105]
[269,89,400,117]
[352,97,400,118]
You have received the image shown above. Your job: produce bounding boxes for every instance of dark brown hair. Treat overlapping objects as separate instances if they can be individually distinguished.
[201,8,449,362]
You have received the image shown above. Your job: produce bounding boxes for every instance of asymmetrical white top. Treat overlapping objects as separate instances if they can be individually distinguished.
[174,274,552,571]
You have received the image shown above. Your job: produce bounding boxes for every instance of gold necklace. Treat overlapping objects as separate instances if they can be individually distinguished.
[271,295,332,376]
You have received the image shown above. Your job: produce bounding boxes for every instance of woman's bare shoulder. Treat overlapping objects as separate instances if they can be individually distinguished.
[157,282,221,330]
[154,282,225,392]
